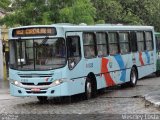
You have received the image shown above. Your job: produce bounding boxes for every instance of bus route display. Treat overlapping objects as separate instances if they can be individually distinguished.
[12,27,57,37]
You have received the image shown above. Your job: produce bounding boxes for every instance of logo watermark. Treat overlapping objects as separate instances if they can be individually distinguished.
[122,114,160,120]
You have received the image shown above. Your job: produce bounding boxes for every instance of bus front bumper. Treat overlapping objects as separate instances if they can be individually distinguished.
[9,81,69,97]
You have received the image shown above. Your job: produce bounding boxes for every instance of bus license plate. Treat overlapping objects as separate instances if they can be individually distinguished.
[31,88,40,92]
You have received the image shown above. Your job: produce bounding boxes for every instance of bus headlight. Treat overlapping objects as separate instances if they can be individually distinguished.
[10,80,21,87]
[14,81,19,85]
[52,79,63,86]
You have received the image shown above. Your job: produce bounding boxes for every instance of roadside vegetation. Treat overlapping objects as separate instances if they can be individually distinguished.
[0,0,160,31]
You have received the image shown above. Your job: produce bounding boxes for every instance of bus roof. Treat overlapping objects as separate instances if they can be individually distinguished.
[9,24,154,39]
[63,25,154,32]
[10,24,154,31]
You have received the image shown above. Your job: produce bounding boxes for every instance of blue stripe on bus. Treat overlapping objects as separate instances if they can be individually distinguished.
[114,55,126,82]
[145,51,150,64]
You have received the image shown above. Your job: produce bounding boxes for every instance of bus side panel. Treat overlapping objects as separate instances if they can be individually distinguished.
[66,78,86,96]
[120,54,133,83]
[137,51,155,79]
[97,54,132,89]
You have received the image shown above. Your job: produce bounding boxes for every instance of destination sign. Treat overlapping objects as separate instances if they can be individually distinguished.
[12,27,57,37]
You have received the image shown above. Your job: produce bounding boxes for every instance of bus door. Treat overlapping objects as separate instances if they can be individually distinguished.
[66,32,83,78]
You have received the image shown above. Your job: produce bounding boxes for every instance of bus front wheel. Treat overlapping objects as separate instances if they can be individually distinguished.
[85,76,97,100]
[85,78,92,100]
[37,96,48,103]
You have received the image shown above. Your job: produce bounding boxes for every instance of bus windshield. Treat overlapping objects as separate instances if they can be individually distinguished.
[9,38,66,70]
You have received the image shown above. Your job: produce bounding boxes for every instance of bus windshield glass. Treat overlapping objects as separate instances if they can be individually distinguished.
[9,38,66,70]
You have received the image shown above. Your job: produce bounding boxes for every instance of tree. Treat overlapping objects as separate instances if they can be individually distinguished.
[92,0,144,25]
[1,0,160,31]
[57,0,96,24]
[141,0,160,31]
[92,0,123,23]
[0,0,96,26]
[0,0,52,26]
[0,0,10,10]
[118,0,160,30]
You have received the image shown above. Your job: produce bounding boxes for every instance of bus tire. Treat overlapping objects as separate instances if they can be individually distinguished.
[85,76,97,100]
[37,96,48,103]
[155,71,160,77]
[85,78,92,100]
[129,67,138,87]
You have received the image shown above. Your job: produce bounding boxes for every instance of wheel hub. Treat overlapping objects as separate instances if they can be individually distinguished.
[86,82,92,98]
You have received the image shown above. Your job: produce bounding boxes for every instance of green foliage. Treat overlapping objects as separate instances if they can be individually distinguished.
[95,20,105,24]
[0,0,96,26]
[0,0,160,31]
[93,0,123,23]
[0,0,10,10]
[58,0,96,24]
[72,0,96,24]
[59,7,74,23]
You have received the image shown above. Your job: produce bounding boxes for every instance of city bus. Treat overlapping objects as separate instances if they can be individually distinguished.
[9,24,156,102]
[155,32,160,76]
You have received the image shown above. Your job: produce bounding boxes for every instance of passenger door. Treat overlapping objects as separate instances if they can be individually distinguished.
[66,32,83,75]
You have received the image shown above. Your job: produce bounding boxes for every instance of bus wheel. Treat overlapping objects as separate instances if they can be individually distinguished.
[37,96,48,103]
[129,67,137,87]
[155,71,160,77]
[85,78,92,100]
[85,76,97,100]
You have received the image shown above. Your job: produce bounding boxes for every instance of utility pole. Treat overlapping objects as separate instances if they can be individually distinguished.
[0,28,3,80]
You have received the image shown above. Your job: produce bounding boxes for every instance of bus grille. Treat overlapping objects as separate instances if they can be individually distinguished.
[18,74,52,78]
[26,91,47,94]
[21,82,52,86]
[38,82,52,85]
[21,82,34,85]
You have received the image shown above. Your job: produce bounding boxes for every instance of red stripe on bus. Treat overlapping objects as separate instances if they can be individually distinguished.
[101,58,116,87]
[139,52,144,65]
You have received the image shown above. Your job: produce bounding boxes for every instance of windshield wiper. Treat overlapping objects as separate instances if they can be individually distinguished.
[40,37,49,45]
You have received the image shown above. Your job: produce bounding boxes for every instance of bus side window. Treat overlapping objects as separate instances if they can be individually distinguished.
[119,32,130,54]
[67,36,81,70]
[130,32,137,52]
[96,32,108,57]
[137,32,145,52]
[84,46,95,58]
[145,31,153,51]
[83,32,96,58]
[108,32,119,55]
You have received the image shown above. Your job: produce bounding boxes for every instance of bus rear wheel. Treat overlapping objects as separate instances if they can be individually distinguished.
[37,96,48,103]
[155,71,160,77]
[129,67,137,87]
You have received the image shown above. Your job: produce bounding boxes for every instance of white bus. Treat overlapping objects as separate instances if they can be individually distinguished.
[9,24,156,102]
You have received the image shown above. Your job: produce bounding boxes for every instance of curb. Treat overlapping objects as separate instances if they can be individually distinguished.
[144,91,160,107]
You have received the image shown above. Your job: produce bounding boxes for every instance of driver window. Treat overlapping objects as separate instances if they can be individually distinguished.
[67,36,81,69]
